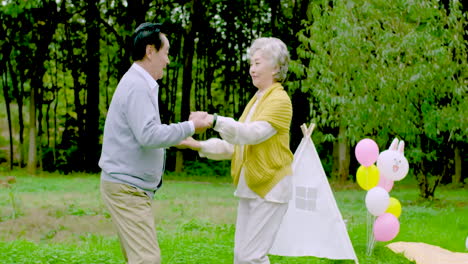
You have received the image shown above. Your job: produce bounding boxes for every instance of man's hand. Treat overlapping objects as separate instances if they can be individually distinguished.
[175,137,202,151]
[189,111,212,134]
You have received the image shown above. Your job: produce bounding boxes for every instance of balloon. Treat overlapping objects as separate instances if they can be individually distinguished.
[357,165,380,190]
[355,138,380,166]
[365,187,390,216]
[373,213,400,242]
[386,197,402,218]
[377,150,409,181]
[377,173,394,192]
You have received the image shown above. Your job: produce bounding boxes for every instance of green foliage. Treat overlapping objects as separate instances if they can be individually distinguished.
[291,0,467,195]
[0,0,465,191]
[41,144,82,174]
[0,148,7,164]
[292,0,467,143]
[0,0,34,18]
[0,185,22,220]
[183,159,231,178]
[7,185,20,218]
[66,203,99,217]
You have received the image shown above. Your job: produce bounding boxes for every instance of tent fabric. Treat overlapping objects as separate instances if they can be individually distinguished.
[269,125,358,263]
[387,242,468,264]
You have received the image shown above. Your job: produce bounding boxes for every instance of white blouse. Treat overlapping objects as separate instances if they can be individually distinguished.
[198,91,292,203]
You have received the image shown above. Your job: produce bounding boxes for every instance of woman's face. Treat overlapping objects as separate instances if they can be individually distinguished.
[249,50,277,90]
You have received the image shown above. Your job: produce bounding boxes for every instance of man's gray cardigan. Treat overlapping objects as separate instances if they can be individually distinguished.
[99,63,194,197]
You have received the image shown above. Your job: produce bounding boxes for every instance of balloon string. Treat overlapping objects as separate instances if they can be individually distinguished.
[366,171,371,255]
[367,212,371,255]
[366,212,376,255]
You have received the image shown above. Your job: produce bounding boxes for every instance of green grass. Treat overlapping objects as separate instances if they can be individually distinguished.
[0,170,466,263]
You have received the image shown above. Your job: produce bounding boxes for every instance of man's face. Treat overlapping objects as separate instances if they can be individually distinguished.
[149,34,170,80]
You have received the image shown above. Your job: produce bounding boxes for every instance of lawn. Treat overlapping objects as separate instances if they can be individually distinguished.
[0,170,466,264]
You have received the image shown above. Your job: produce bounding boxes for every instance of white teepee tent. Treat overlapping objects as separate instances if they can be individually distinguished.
[269,124,359,264]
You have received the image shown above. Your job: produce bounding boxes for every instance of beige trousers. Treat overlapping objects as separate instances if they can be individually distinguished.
[234,198,288,264]
[101,180,160,264]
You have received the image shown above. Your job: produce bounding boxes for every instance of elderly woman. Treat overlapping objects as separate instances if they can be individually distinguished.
[178,37,293,264]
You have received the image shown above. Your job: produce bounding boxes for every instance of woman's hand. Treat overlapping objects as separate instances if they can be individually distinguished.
[175,137,202,151]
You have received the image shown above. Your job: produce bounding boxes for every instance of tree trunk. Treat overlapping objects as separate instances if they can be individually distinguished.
[27,86,37,174]
[415,160,442,200]
[416,173,430,199]
[53,88,59,165]
[1,67,14,170]
[175,151,184,173]
[115,0,151,78]
[332,141,339,181]
[338,130,350,182]
[5,98,13,170]
[83,0,101,172]
[453,146,461,185]
[45,100,52,147]
[290,89,310,152]
[331,124,350,183]
[270,0,280,36]
[6,57,26,167]
[176,0,202,172]
[27,1,60,174]
[17,81,25,167]
[428,173,444,199]
[36,82,44,171]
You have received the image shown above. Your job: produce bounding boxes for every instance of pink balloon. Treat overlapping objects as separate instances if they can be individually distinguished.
[355,138,379,167]
[373,213,400,242]
[378,173,394,192]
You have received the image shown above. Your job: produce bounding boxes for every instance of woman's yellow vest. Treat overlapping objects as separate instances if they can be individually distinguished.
[231,83,294,198]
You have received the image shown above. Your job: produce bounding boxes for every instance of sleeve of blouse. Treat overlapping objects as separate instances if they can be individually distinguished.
[198,138,234,160]
[213,116,277,145]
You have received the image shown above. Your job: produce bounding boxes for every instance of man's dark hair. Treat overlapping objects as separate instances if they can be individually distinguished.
[131,22,164,61]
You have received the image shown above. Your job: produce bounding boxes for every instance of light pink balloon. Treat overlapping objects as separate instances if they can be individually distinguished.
[355,138,379,167]
[373,213,400,242]
[378,173,394,192]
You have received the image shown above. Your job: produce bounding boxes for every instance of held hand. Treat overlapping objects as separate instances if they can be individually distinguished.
[175,137,202,151]
[205,114,214,126]
[189,111,208,121]
[190,111,212,134]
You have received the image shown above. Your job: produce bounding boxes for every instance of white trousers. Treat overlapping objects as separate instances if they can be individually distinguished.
[234,198,288,264]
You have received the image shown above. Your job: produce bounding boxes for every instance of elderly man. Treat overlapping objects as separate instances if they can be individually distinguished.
[99,22,211,264]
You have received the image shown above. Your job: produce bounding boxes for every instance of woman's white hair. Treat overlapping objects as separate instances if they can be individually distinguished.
[248,37,290,82]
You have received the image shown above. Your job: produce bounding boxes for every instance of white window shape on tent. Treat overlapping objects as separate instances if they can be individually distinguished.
[295,186,317,211]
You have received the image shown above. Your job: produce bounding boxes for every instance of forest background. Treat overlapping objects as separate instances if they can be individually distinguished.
[0,0,466,199]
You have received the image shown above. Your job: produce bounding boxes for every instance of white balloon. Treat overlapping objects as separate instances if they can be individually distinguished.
[365,187,390,216]
[377,150,409,181]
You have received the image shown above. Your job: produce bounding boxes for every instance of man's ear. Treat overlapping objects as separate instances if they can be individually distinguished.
[145,44,153,58]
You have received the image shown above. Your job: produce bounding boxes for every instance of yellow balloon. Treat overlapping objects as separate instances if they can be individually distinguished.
[386,197,402,218]
[356,165,380,190]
